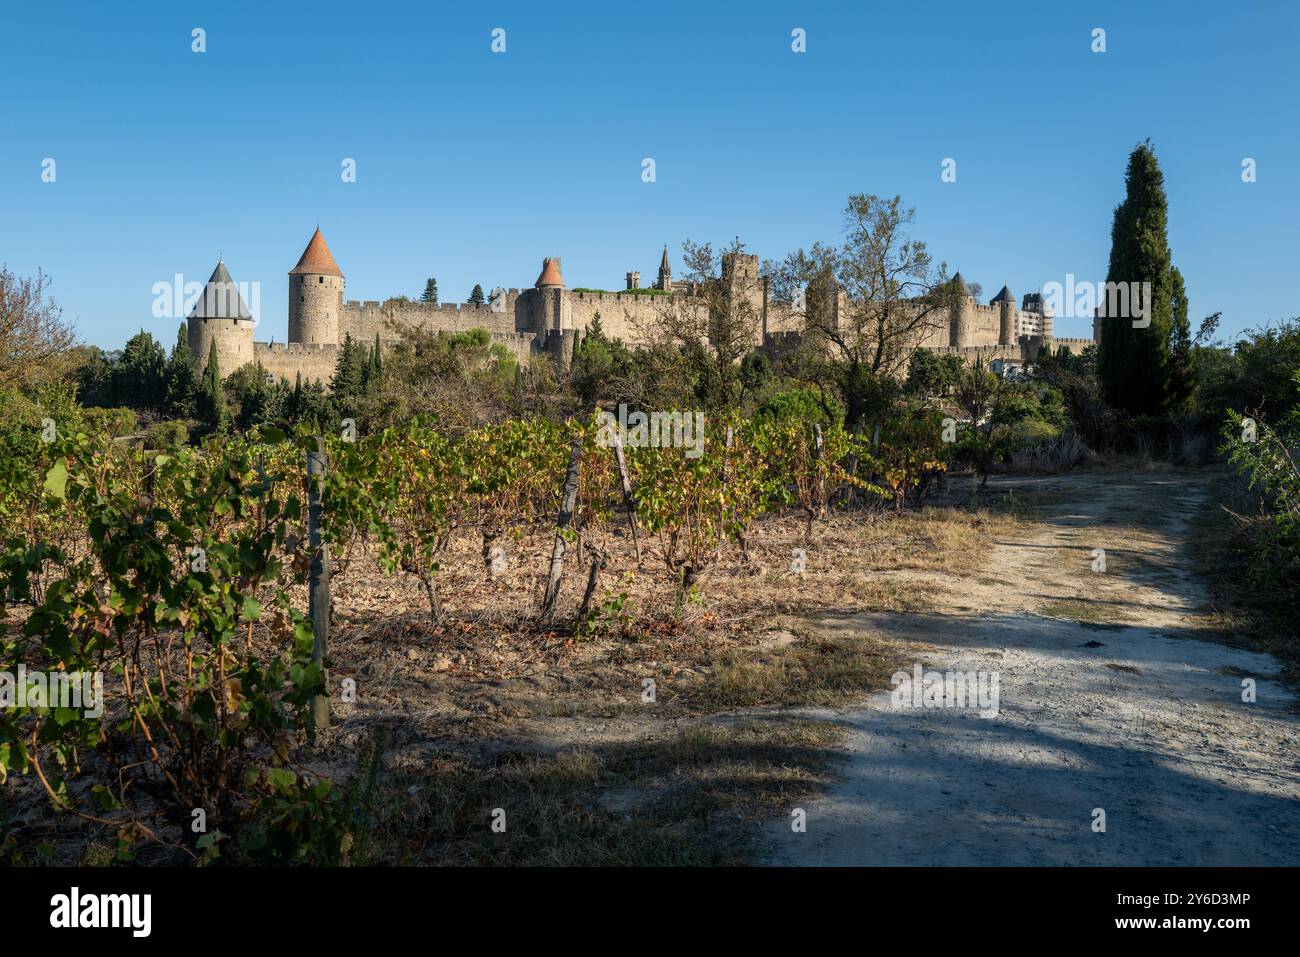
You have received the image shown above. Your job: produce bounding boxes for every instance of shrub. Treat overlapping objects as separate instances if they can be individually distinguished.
[753,388,844,429]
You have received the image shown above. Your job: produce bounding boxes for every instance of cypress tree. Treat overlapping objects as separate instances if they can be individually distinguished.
[164,323,197,418]
[198,340,228,432]
[1097,141,1189,415]
[290,371,304,423]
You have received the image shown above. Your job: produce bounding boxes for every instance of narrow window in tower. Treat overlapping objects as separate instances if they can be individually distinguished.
[319,277,324,283]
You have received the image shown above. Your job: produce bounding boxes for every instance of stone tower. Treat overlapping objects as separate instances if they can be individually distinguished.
[721,252,766,345]
[626,270,641,290]
[655,245,673,291]
[288,227,344,345]
[991,284,1016,345]
[188,258,254,373]
[533,257,569,331]
[948,271,973,347]
[533,257,574,362]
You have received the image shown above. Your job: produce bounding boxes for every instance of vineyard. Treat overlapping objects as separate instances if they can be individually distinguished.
[0,410,937,863]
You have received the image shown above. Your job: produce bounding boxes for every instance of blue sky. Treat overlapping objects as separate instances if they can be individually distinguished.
[2,0,1296,350]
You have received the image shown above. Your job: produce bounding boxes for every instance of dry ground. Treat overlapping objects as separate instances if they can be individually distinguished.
[298,502,1020,864]
[765,469,1300,866]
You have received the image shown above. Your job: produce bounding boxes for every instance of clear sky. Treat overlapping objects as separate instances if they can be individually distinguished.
[2,0,1296,350]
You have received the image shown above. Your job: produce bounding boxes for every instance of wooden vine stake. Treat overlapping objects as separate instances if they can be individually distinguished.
[542,433,584,623]
[306,434,331,741]
[610,427,641,565]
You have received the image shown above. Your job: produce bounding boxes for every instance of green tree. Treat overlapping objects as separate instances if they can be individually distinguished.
[771,195,951,433]
[420,278,438,304]
[164,323,197,418]
[117,330,168,413]
[225,362,287,431]
[1097,141,1191,416]
[196,340,228,432]
[284,372,332,431]
[469,284,486,306]
[330,333,367,410]
[904,349,948,398]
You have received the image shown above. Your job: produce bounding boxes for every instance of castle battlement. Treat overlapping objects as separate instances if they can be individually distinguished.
[569,290,677,304]
[255,341,335,353]
[343,295,524,312]
[191,228,1095,387]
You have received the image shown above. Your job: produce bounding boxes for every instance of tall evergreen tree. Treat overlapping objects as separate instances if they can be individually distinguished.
[421,278,438,304]
[288,371,304,422]
[370,332,383,382]
[330,333,366,398]
[196,340,228,432]
[1167,265,1192,411]
[117,330,168,412]
[163,323,197,418]
[469,284,486,306]
[1097,141,1190,415]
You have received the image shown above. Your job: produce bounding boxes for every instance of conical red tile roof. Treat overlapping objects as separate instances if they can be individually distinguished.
[290,228,343,277]
[535,257,564,288]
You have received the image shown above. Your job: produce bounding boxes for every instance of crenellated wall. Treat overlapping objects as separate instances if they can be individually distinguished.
[201,236,1095,389]
[339,294,526,342]
[253,342,340,385]
[563,289,701,342]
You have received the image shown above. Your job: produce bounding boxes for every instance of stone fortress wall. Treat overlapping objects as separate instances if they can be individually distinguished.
[191,230,1095,389]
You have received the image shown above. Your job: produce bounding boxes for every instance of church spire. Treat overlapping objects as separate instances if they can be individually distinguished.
[656,245,672,291]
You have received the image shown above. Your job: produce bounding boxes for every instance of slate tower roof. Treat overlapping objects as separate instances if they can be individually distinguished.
[188,259,252,320]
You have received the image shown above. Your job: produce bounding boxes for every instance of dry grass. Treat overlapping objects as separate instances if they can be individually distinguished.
[367,719,845,866]
[1036,599,1134,627]
[849,508,1019,575]
[1104,661,1143,674]
[689,624,902,711]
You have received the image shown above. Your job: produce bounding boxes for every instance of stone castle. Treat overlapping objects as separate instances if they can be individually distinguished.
[187,228,1095,385]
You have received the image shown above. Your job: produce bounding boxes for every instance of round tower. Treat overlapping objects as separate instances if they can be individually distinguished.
[991,284,1016,345]
[188,258,254,374]
[288,227,344,345]
[948,270,972,347]
[532,257,568,333]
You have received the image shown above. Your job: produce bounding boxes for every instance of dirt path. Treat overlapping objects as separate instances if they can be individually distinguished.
[764,471,1300,866]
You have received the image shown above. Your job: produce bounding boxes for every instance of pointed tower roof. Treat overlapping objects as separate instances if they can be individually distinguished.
[535,257,564,288]
[289,227,343,277]
[951,271,968,296]
[188,259,252,320]
[659,245,671,272]
[991,284,1015,304]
